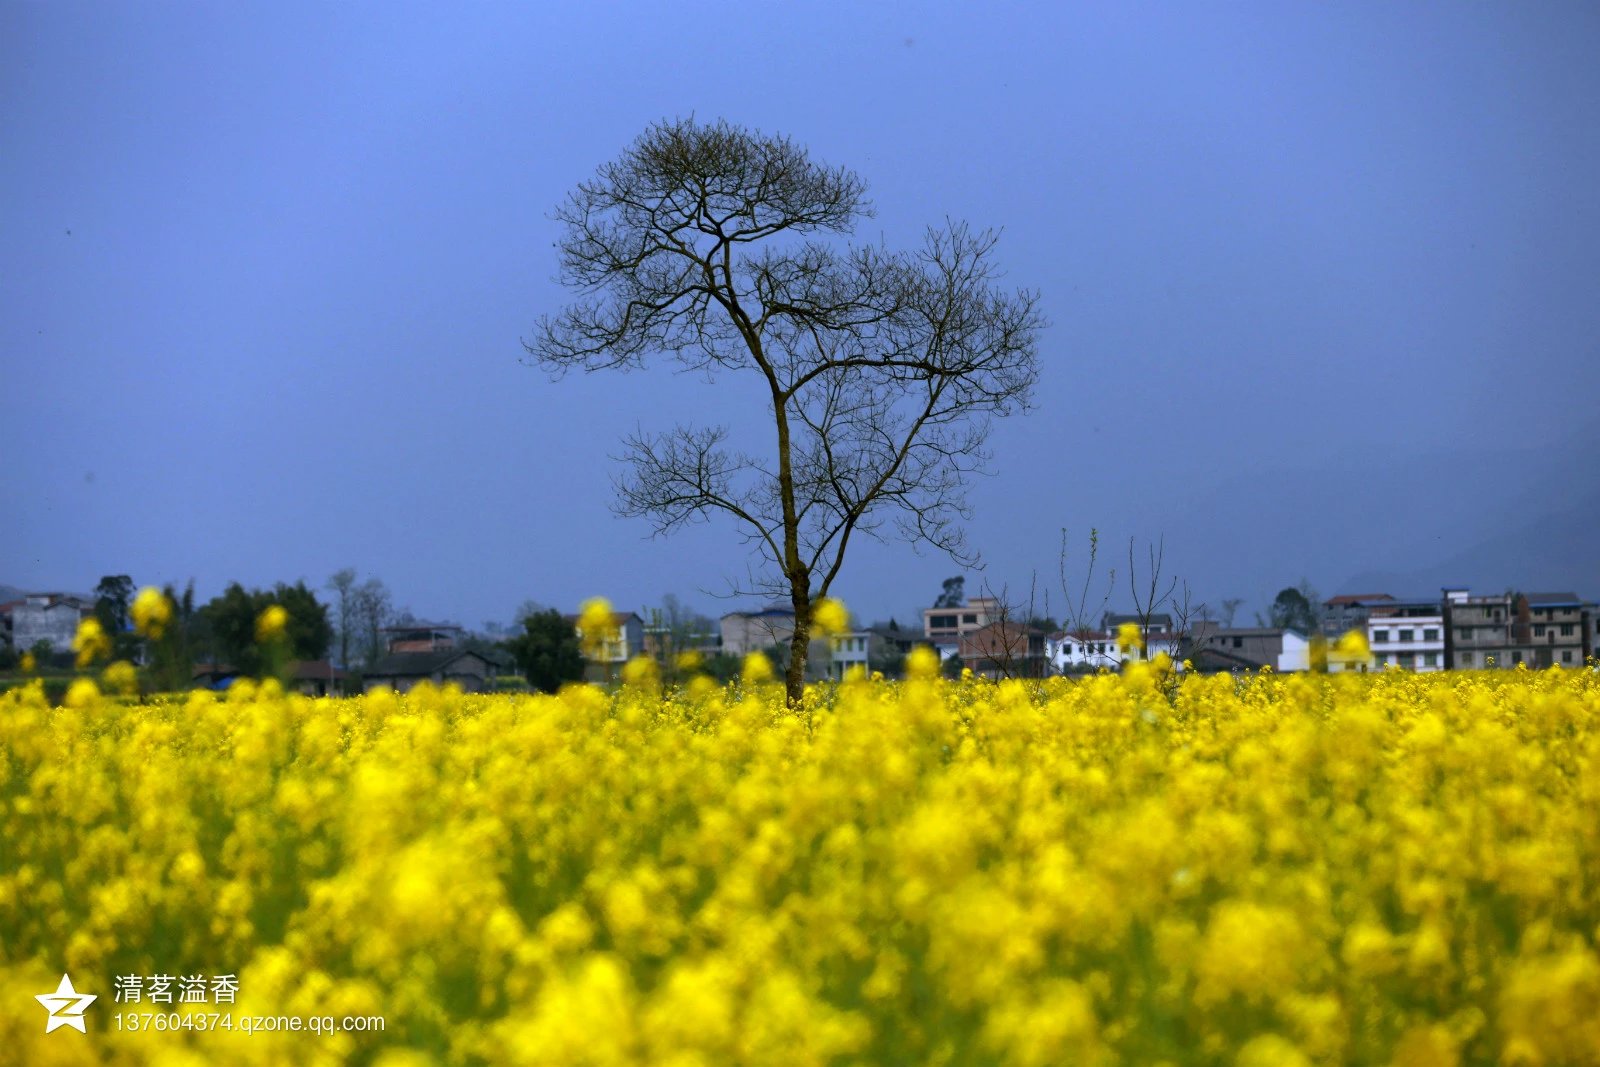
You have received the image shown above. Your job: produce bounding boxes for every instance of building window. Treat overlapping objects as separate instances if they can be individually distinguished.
[1534,624,1546,637]
[1424,652,1438,667]
[1423,628,1439,642]
[1398,652,1414,668]
[1563,651,1574,663]
[930,614,957,629]
[962,614,977,624]
[1560,624,1574,637]
[1232,637,1243,649]
[1459,652,1473,667]
[1398,629,1414,643]
[1372,631,1389,643]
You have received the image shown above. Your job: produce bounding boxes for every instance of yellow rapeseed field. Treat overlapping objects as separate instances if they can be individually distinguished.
[3,655,1599,1065]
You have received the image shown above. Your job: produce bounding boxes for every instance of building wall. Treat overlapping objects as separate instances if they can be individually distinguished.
[1525,603,1586,668]
[1445,591,1516,669]
[923,596,1000,652]
[828,632,871,680]
[1368,613,1445,672]
[12,597,92,652]
[1198,629,1291,670]
[1277,631,1311,673]
[720,610,796,656]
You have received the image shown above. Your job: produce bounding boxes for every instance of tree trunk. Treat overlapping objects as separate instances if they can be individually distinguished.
[786,581,811,706]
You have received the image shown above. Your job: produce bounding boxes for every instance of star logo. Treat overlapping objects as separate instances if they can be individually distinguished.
[36,974,96,1034]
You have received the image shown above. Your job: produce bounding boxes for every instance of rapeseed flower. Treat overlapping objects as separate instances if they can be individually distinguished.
[255,603,289,643]
[1116,620,1144,655]
[131,585,172,638]
[812,596,849,637]
[71,615,112,667]
[2,663,1597,1065]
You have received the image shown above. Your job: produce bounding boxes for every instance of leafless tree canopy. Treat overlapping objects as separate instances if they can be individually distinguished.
[525,119,1043,701]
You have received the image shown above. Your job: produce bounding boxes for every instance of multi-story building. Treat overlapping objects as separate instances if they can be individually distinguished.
[1366,599,1446,672]
[1321,594,1396,639]
[1101,611,1175,635]
[1522,593,1589,669]
[1443,589,1517,669]
[827,631,872,680]
[8,593,95,653]
[719,605,796,656]
[960,620,1048,679]
[568,610,646,680]
[922,596,1001,658]
[640,609,720,664]
[380,622,464,655]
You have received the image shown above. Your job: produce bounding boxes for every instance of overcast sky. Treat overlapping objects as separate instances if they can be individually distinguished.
[5,2,1597,630]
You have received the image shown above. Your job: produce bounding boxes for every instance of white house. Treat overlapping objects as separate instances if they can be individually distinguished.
[9,593,95,653]
[827,631,872,680]
[1046,629,1183,674]
[1366,600,1445,672]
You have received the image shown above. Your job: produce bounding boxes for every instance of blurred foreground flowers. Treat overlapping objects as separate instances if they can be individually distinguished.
[2,667,1599,1064]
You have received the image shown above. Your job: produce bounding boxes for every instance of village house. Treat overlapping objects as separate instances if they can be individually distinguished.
[4,593,95,653]
[1366,599,1445,672]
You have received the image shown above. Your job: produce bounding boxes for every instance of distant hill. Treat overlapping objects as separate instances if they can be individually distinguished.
[1150,430,1597,613]
[1340,488,1600,598]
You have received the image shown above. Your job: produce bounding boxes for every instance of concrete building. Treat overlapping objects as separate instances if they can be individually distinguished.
[1322,594,1396,639]
[380,622,464,655]
[923,596,1001,658]
[719,605,796,656]
[567,610,646,682]
[1189,625,1311,672]
[1047,628,1183,673]
[7,593,95,653]
[960,620,1048,679]
[1047,630,1120,672]
[363,649,494,693]
[827,631,872,680]
[1443,589,1518,669]
[1522,593,1589,668]
[1367,599,1446,672]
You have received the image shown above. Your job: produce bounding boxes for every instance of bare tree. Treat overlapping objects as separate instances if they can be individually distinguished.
[351,577,393,668]
[327,568,358,669]
[525,119,1044,703]
[972,576,1050,681]
[1056,528,1119,673]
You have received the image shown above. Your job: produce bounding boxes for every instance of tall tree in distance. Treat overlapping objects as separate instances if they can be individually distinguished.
[526,119,1044,703]
[933,576,965,609]
[94,575,135,639]
[506,609,585,693]
[1266,586,1319,634]
[327,568,358,669]
[352,577,394,667]
[200,582,332,676]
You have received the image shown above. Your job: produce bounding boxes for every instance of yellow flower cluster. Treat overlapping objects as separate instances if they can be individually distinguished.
[2,667,1599,1065]
[254,604,289,643]
[811,597,850,638]
[578,597,619,660]
[131,587,173,640]
[71,616,113,668]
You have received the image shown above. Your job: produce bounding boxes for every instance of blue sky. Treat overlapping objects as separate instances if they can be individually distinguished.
[5,2,1597,629]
